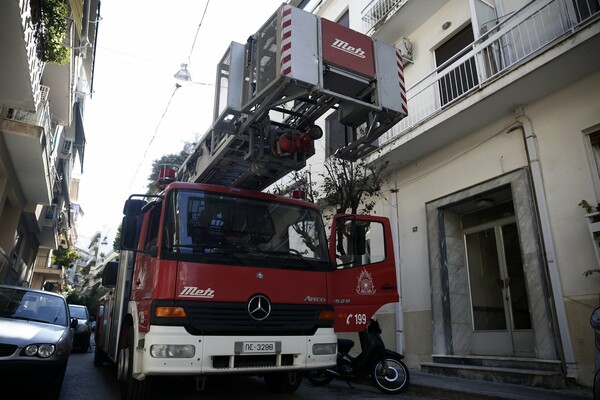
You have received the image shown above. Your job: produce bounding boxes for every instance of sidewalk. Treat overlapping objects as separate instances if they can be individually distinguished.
[408,369,593,400]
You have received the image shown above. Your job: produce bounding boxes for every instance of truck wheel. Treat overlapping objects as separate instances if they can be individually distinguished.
[94,345,107,367]
[264,371,302,393]
[121,330,153,400]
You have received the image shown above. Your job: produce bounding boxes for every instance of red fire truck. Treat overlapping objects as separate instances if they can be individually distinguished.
[94,4,407,399]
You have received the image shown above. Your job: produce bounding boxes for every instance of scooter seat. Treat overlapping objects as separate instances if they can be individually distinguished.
[337,338,355,354]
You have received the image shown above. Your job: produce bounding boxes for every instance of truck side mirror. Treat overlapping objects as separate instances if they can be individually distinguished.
[121,215,138,251]
[102,261,119,288]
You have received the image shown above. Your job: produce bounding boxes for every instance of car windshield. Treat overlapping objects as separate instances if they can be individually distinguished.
[0,287,68,326]
[162,189,330,270]
[69,306,88,319]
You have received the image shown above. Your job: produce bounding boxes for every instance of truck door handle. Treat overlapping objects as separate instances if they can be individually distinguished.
[135,279,141,287]
[381,284,397,290]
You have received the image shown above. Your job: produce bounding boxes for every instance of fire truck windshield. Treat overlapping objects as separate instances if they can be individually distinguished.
[162,189,330,270]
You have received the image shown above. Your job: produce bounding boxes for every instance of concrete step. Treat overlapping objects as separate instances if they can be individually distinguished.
[409,369,592,400]
[432,354,563,372]
[421,357,566,389]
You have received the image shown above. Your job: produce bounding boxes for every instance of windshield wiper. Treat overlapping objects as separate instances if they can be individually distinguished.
[247,249,316,270]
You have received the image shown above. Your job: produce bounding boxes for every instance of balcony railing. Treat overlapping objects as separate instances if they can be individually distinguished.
[1,85,52,136]
[380,0,600,144]
[19,0,45,107]
[362,0,408,34]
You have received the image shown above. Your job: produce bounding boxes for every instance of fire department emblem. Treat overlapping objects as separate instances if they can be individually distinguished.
[356,268,376,295]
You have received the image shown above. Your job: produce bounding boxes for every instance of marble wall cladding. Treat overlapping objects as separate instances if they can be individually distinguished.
[425,168,558,359]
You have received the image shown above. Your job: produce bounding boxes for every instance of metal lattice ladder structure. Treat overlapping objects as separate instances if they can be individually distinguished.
[178,4,407,191]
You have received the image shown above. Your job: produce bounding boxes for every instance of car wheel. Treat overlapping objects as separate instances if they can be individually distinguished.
[121,329,153,400]
[264,371,302,393]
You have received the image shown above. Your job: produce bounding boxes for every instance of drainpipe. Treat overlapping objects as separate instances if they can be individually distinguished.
[391,179,404,354]
[515,107,577,379]
[79,0,92,58]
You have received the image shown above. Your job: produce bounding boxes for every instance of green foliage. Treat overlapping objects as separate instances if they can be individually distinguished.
[146,151,189,194]
[51,246,79,269]
[39,0,70,64]
[65,285,106,319]
[579,200,595,214]
[113,225,122,253]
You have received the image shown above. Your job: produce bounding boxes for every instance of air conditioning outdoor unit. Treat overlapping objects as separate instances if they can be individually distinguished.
[397,37,413,64]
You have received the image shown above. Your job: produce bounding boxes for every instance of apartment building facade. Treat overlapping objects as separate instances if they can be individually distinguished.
[0,0,100,289]
[295,0,600,388]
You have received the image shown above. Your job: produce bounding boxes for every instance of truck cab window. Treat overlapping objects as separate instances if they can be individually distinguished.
[163,189,329,270]
[144,204,161,255]
[335,219,387,269]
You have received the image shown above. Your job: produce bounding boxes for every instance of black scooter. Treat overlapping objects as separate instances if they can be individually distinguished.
[306,319,410,394]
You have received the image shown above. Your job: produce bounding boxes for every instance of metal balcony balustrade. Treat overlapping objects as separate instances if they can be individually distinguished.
[1,85,52,140]
[362,0,407,34]
[379,0,600,145]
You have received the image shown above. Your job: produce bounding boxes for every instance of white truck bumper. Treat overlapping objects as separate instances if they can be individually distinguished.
[139,325,337,376]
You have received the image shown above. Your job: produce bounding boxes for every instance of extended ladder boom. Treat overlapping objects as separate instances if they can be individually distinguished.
[178,4,407,190]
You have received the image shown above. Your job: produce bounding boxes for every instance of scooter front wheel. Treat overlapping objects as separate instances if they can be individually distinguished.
[371,358,410,394]
[305,369,334,386]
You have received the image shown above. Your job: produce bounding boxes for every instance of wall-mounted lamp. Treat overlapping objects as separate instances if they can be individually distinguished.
[442,21,452,30]
[476,198,495,208]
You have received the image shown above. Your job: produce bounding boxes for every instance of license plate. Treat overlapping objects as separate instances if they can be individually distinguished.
[241,341,276,354]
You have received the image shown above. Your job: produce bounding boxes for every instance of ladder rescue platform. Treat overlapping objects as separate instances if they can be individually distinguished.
[178,4,407,190]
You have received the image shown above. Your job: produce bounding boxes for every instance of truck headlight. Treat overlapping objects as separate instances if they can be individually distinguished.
[312,343,336,355]
[150,344,195,358]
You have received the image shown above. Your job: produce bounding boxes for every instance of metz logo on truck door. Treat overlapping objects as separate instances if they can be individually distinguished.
[328,215,399,332]
[321,18,375,78]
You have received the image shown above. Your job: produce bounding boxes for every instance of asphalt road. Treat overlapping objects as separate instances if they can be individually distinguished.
[56,338,435,400]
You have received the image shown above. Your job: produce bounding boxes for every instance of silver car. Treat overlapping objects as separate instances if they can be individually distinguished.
[0,285,76,399]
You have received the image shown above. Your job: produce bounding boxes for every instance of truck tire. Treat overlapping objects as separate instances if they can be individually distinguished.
[264,371,302,393]
[121,330,153,400]
[94,345,107,367]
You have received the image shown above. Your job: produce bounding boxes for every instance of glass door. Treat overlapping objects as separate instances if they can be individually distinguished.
[463,209,534,356]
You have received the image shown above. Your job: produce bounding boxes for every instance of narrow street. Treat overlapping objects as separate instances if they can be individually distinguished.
[58,338,435,400]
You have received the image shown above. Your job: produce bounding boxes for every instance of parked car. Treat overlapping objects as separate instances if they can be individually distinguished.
[0,284,76,399]
[68,304,91,352]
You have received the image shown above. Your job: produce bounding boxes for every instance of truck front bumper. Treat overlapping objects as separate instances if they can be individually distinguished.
[139,325,337,376]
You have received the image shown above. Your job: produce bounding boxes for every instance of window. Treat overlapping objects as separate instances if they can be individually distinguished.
[588,129,600,180]
[337,9,350,28]
[335,218,386,269]
[62,139,73,154]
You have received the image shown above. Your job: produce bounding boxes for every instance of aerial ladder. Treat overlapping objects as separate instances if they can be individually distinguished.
[177,4,407,191]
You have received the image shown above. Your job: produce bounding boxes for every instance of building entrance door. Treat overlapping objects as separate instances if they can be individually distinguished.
[462,204,534,356]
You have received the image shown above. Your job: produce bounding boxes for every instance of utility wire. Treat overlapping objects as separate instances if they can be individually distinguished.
[128,0,211,191]
[128,85,180,190]
[188,0,211,65]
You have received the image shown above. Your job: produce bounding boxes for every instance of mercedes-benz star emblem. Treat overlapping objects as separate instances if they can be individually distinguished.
[248,294,271,321]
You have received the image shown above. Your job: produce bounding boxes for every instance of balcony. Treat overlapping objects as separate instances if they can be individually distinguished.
[361,0,449,40]
[0,85,54,206]
[38,202,60,248]
[372,0,600,167]
[0,0,45,111]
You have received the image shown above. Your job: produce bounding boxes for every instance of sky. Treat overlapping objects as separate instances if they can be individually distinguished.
[75,0,285,248]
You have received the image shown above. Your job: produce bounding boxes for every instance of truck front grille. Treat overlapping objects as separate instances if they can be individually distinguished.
[151,300,332,336]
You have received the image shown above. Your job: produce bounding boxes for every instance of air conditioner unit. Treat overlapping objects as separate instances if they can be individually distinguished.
[397,37,413,64]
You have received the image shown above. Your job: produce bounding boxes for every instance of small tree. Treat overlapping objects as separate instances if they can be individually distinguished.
[113,224,122,253]
[320,156,389,216]
[51,246,79,269]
